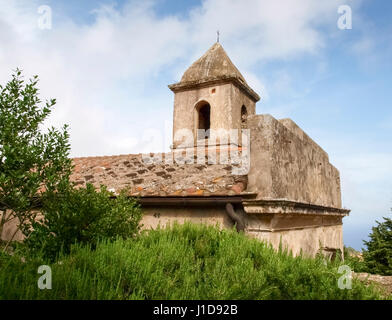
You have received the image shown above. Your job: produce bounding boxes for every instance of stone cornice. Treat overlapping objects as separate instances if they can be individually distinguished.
[242,198,350,216]
[168,76,261,102]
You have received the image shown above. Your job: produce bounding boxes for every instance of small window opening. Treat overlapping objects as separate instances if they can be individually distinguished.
[197,103,211,139]
[241,105,248,128]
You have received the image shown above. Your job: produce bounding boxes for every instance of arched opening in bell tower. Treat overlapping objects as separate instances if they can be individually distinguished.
[241,105,248,128]
[196,101,211,139]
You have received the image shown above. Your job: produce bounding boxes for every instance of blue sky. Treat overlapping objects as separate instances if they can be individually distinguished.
[0,0,391,250]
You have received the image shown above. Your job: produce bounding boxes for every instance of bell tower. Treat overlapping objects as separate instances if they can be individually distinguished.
[169,42,260,149]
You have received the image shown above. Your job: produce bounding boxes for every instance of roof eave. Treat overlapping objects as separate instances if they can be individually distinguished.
[168,77,261,102]
[242,199,350,217]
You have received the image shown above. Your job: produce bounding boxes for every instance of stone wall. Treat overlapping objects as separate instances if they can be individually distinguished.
[141,205,233,231]
[0,210,27,242]
[247,114,342,208]
[141,203,345,257]
[172,82,256,148]
[247,223,343,257]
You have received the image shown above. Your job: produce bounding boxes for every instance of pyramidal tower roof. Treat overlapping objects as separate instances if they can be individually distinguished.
[181,42,246,83]
[169,42,260,102]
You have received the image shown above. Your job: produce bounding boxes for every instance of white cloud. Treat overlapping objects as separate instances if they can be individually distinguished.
[188,0,345,63]
[0,0,358,157]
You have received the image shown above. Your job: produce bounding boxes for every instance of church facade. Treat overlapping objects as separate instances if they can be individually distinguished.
[2,43,349,257]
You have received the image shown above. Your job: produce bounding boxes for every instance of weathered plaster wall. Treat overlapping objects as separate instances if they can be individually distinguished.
[172,82,256,148]
[247,224,343,257]
[141,205,233,230]
[141,205,343,257]
[245,212,343,232]
[1,206,233,242]
[0,210,27,242]
[247,114,342,208]
[230,83,256,129]
[173,83,230,148]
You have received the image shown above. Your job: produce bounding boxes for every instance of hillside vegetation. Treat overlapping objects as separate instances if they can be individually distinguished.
[0,223,386,300]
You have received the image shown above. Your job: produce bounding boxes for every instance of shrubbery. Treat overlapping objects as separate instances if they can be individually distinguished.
[343,247,368,273]
[0,69,72,249]
[25,184,142,260]
[0,70,142,260]
[0,223,385,300]
[342,209,392,276]
[362,213,392,275]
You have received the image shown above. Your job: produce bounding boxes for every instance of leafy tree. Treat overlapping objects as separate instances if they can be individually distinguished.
[362,210,392,275]
[26,184,143,260]
[1,69,143,258]
[0,69,72,250]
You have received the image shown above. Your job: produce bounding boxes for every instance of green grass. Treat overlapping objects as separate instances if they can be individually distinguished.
[0,223,386,300]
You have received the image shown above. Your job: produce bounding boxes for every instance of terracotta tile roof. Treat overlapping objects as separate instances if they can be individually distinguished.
[70,152,248,197]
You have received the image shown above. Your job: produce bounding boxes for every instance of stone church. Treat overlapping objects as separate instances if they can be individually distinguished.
[3,42,350,257]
